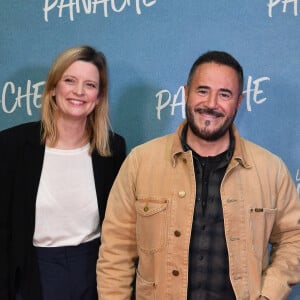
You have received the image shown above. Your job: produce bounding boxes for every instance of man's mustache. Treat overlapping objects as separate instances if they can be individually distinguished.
[194,108,224,118]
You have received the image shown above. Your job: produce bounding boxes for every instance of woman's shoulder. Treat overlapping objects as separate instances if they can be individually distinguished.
[110,131,125,143]
[109,131,126,156]
[0,121,41,142]
[1,121,40,134]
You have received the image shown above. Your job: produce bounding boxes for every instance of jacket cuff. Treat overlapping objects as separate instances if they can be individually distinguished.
[261,276,291,300]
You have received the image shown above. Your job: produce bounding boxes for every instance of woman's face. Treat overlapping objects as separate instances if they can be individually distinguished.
[52,60,100,122]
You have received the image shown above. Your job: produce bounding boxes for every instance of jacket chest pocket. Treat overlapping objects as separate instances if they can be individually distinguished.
[135,198,168,253]
[249,207,277,259]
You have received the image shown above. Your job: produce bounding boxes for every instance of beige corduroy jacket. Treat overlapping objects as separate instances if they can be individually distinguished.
[97,121,300,300]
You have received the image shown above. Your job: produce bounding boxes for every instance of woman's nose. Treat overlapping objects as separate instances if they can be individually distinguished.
[73,83,85,95]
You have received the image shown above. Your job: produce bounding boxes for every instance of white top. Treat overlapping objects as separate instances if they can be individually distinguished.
[33,143,100,247]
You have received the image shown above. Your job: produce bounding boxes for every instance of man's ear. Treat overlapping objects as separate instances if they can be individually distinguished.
[237,93,243,108]
[184,85,189,103]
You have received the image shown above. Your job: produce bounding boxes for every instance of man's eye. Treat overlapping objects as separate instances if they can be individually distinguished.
[220,92,231,99]
[198,90,208,95]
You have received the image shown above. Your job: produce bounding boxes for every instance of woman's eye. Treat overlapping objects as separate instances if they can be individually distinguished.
[86,82,97,88]
[64,78,74,83]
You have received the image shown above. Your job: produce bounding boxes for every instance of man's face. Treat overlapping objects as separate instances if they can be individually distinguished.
[185,62,242,142]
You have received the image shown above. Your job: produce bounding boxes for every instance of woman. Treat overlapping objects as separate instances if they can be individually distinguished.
[0,46,126,300]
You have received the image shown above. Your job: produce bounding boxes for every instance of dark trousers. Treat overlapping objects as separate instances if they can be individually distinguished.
[17,239,100,300]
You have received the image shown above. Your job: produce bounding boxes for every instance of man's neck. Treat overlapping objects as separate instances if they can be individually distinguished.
[186,128,230,157]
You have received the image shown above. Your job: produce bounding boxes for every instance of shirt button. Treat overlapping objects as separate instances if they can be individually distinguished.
[143,206,149,212]
[178,191,186,198]
[172,270,179,276]
[174,230,181,237]
[182,158,187,163]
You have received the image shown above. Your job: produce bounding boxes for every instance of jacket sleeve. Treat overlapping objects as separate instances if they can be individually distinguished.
[0,129,16,300]
[261,160,300,299]
[97,150,138,300]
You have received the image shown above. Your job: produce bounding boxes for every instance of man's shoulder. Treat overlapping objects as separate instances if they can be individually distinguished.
[240,136,284,166]
[133,132,175,153]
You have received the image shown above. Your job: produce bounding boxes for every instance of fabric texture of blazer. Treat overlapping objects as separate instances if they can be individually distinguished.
[0,121,126,300]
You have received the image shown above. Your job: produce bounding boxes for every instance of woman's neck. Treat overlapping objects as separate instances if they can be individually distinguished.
[49,118,89,149]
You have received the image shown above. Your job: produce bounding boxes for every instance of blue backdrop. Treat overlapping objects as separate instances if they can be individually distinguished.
[0,1,299,298]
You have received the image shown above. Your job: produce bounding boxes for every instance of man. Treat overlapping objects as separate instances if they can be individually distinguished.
[97,51,300,300]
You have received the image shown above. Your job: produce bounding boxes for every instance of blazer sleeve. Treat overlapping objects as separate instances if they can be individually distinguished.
[0,128,18,299]
[110,132,126,171]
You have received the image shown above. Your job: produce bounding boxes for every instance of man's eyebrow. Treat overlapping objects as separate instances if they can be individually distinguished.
[195,86,233,95]
[196,85,210,90]
[219,88,233,95]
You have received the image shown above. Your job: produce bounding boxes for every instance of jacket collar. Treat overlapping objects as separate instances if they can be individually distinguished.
[171,120,251,169]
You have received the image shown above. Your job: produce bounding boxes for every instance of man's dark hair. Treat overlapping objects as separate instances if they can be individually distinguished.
[187,51,244,95]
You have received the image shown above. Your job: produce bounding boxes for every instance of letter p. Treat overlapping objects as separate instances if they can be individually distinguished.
[44,0,58,22]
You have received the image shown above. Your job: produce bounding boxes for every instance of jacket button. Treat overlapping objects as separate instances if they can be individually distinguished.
[174,230,181,237]
[143,206,149,212]
[172,270,179,276]
[178,191,186,198]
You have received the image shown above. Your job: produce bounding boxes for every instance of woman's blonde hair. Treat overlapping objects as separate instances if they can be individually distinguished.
[41,45,112,156]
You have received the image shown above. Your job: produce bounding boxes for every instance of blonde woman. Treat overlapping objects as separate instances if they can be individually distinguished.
[0,46,126,300]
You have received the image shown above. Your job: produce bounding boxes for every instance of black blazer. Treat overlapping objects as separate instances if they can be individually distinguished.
[0,121,126,300]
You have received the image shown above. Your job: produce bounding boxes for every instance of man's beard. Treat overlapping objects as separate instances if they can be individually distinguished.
[186,104,237,141]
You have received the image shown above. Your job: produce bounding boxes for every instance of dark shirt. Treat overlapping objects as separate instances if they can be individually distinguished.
[181,125,236,300]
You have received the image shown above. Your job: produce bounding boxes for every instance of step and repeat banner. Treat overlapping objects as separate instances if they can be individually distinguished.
[0,1,299,298]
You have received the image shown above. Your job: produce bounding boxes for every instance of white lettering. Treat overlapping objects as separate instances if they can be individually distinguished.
[1,80,45,116]
[156,89,171,120]
[296,169,300,196]
[2,82,18,113]
[170,86,185,118]
[92,0,109,16]
[43,0,157,21]
[137,0,156,15]
[156,75,270,120]
[44,0,59,22]
[244,76,270,112]
[268,0,298,17]
[156,86,185,120]
[57,0,77,21]
[81,0,92,13]
[111,0,128,13]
